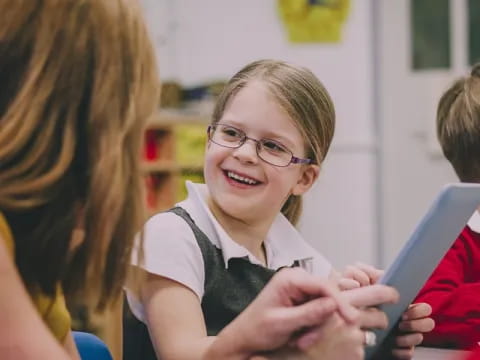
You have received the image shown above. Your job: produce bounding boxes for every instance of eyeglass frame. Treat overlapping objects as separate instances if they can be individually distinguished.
[207,123,313,167]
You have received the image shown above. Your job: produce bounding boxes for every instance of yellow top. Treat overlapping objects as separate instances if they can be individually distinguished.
[0,212,71,342]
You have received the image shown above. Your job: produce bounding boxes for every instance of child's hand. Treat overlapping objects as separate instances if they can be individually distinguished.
[338,262,384,290]
[391,303,434,359]
[371,302,434,360]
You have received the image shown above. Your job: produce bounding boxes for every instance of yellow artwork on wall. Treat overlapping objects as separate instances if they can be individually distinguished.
[278,0,350,43]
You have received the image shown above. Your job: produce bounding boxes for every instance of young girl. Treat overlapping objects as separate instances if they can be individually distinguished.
[125,60,433,359]
[0,2,393,359]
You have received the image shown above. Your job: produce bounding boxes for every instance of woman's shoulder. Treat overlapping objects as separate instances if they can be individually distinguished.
[33,286,71,341]
[0,211,71,341]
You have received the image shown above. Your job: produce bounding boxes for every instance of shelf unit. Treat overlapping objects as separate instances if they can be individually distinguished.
[143,109,210,214]
[69,109,210,360]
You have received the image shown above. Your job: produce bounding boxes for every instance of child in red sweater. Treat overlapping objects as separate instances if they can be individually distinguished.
[415,64,480,350]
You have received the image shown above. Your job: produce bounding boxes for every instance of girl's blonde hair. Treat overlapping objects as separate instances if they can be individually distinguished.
[0,0,159,308]
[212,60,335,225]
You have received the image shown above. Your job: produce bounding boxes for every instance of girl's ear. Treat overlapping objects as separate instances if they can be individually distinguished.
[292,164,320,196]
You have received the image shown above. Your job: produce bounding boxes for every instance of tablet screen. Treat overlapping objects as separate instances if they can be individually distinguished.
[365,183,480,359]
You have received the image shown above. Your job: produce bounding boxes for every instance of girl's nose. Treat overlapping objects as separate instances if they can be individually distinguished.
[232,138,259,164]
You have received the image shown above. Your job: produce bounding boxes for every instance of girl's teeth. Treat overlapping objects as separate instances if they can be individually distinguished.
[227,171,258,185]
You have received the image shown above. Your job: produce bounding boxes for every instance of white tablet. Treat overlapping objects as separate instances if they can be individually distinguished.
[365,183,480,359]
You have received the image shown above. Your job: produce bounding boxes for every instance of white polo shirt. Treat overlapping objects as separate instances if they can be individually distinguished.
[126,181,331,323]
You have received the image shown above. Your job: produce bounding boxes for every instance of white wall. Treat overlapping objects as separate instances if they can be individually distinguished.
[141,0,479,270]
[141,0,377,268]
[378,0,463,266]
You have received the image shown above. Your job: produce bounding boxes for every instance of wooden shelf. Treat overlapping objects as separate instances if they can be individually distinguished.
[143,109,207,214]
[148,108,211,128]
[180,165,204,173]
[142,162,204,174]
[90,108,208,358]
[75,109,209,360]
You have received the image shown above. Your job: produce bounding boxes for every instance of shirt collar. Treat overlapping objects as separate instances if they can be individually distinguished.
[265,213,314,269]
[468,210,480,234]
[177,181,313,269]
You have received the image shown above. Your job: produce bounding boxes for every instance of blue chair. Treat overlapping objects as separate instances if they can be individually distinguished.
[73,331,113,360]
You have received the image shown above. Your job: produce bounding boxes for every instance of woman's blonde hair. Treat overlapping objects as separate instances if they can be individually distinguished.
[211,60,335,225]
[0,0,159,308]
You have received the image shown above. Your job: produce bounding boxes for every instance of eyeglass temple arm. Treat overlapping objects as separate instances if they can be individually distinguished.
[291,156,312,164]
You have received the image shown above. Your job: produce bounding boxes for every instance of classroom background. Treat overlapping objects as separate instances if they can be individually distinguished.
[63,1,480,357]
[140,0,479,270]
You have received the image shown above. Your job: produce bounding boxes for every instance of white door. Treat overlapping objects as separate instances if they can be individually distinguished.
[377,0,470,266]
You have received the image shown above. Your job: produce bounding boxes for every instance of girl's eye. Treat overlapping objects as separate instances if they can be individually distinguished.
[262,140,288,153]
[221,127,242,138]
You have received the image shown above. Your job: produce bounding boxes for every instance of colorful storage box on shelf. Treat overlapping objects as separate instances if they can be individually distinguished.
[144,129,173,162]
[175,124,207,167]
[142,111,209,214]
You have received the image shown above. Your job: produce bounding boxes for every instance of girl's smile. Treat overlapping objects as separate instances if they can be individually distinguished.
[222,169,263,188]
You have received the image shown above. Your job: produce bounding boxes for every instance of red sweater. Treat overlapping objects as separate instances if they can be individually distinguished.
[467,349,480,360]
[414,226,480,350]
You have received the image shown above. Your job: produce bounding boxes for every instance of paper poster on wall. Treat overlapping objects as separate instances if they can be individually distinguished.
[469,0,480,65]
[277,0,350,43]
[411,0,451,70]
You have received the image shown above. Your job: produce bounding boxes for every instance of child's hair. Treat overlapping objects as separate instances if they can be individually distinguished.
[437,63,480,182]
[211,59,336,225]
[0,0,159,308]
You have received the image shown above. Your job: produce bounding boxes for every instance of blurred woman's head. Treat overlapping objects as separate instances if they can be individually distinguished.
[0,0,160,308]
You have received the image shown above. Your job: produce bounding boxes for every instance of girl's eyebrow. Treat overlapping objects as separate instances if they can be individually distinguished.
[219,117,297,148]
[219,117,243,128]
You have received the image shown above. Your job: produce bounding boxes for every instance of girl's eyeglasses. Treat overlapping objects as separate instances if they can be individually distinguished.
[207,124,312,167]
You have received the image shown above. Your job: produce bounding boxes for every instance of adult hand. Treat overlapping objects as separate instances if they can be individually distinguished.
[250,314,365,360]
[295,284,399,350]
[249,284,400,360]
[206,267,358,359]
